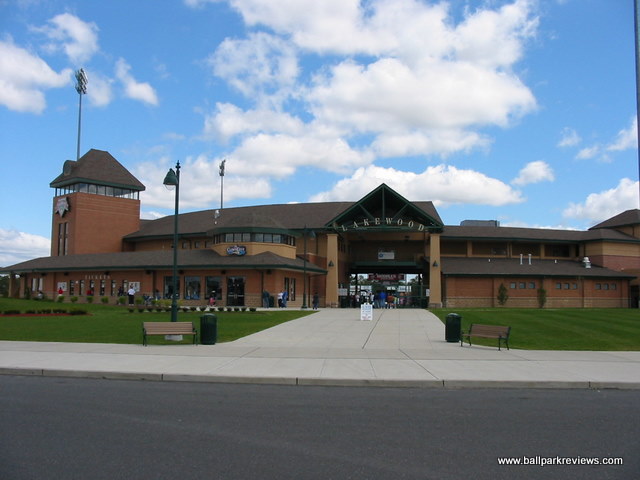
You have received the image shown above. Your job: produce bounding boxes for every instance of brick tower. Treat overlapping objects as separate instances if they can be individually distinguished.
[50,149,145,256]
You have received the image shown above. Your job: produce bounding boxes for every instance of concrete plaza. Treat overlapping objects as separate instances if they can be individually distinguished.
[1,308,638,389]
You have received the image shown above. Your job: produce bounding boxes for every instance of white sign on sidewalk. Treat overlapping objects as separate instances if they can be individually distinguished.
[360,302,373,321]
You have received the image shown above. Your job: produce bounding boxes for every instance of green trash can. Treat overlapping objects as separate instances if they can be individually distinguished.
[445,313,462,343]
[200,313,217,345]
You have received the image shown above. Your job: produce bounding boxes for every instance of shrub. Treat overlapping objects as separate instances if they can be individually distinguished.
[537,288,547,309]
[70,296,79,303]
[497,283,509,306]
[101,296,109,304]
[86,296,94,304]
[249,307,257,312]
[4,310,21,315]
[57,296,65,303]
[69,309,88,315]
[118,296,127,305]
[218,307,224,312]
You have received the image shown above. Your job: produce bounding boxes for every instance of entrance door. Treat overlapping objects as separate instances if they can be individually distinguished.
[227,276,245,306]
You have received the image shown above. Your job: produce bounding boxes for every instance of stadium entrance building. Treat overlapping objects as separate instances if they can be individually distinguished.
[3,149,638,308]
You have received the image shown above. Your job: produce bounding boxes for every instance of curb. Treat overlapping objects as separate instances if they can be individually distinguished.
[2,367,640,390]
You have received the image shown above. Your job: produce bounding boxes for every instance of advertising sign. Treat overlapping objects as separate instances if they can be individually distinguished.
[360,303,373,321]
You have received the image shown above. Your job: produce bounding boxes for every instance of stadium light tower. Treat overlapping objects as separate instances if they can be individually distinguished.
[219,158,226,210]
[74,68,88,161]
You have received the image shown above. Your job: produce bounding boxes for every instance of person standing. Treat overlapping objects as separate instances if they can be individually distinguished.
[312,292,319,310]
[127,285,136,306]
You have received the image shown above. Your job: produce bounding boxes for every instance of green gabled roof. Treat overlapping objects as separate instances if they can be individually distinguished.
[50,149,145,191]
[325,183,443,232]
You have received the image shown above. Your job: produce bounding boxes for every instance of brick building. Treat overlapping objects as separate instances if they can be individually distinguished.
[2,149,638,308]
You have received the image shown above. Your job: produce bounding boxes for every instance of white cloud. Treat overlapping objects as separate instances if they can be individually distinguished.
[0,229,50,266]
[208,32,299,100]
[607,116,638,152]
[229,132,373,177]
[371,130,491,158]
[33,13,99,64]
[575,145,600,160]
[0,39,71,113]
[115,58,159,106]
[310,165,524,207]
[562,178,640,224]
[512,160,554,186]
[85,70,113,107]
[203,103,305,142]
[204,0,538,162]
[135,154,272,210]
[557,127,581,147]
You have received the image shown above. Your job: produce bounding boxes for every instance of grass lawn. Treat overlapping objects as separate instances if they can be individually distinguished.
[0,298,314,345]
[430,308,640,351]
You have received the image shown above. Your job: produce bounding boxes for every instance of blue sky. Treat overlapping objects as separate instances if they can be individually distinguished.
[1,0,638,266]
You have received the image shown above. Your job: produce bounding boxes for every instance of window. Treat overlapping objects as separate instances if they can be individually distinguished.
[184,276,201,300]
[595,283,601,290]
[510,282,517,289]
[205,277,222,301]
[164,276,181,299]
[611,283,617,290]
[555,283,561,289]
[519,282,526,289]
[528,282,536,289]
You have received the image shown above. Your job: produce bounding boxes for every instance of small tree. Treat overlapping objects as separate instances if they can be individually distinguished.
[497,283,509,306]
[537,287,547,309]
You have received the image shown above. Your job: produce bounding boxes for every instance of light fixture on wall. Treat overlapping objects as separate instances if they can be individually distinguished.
[328,260,334,267]
[432,261,439,267]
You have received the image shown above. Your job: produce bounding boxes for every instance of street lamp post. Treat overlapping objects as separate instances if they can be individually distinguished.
[163,161,181,322]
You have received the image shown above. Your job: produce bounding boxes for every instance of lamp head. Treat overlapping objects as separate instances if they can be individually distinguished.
[163,168,179,188]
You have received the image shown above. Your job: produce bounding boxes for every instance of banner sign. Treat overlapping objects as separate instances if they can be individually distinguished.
[377,250,395,260]
[368,273,405,282]
[226,245,247,256]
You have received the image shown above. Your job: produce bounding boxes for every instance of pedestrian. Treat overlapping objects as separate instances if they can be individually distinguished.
[282,289,288,308]
[262,290,270,308]
[127,285,135,306]
[209,291,216,307]
[277,291,283,308]
[312,292,319,310]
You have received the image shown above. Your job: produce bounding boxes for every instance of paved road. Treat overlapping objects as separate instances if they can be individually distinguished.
[1,375,638,480]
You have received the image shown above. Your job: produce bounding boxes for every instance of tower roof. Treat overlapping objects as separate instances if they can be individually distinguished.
[50,149,145,191]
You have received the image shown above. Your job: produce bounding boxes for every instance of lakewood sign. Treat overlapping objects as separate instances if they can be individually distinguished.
[334,217,434,232]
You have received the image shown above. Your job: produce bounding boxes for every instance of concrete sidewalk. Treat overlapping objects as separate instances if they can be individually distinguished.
[1,308,639,389]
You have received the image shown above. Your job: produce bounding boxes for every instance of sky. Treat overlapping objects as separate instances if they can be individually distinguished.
[1,0,639,266]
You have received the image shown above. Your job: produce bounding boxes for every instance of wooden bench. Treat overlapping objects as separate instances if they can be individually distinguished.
[460,324,511,350]
[142,321,197,346]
